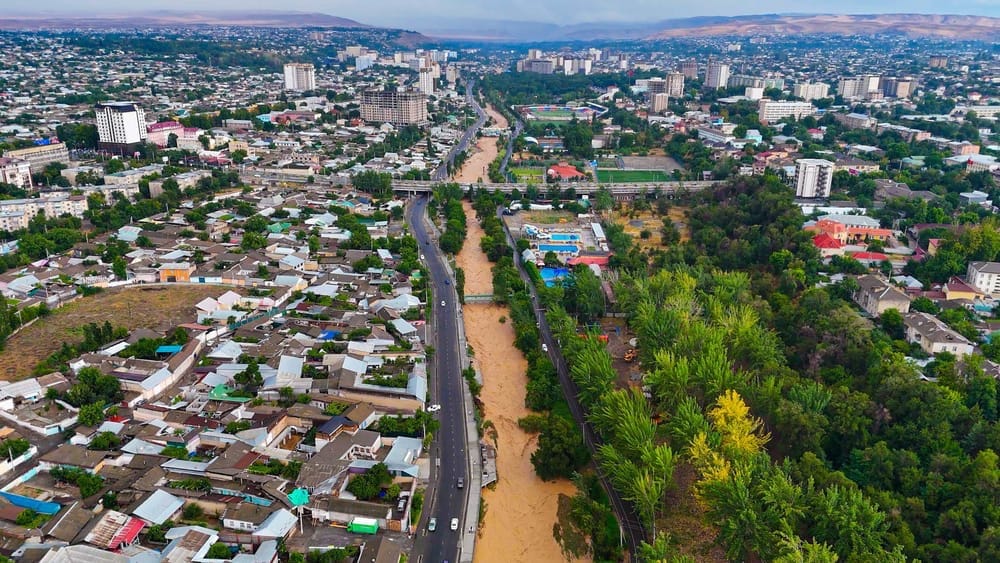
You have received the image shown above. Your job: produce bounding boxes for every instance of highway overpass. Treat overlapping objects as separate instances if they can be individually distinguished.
[390,179,723,197]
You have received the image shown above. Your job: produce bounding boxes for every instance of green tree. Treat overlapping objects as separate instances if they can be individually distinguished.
[531,415,590,480]
[206,542,231,559]
[77,402,105,427]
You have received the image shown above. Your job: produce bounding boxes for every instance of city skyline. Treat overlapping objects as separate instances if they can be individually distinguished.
[1,0,999,26]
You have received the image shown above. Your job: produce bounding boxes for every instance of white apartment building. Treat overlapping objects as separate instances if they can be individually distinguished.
[650,93,670,114]
[96,102,148,150]
[3,142,70,174]
[0,158,33,190]
[794,159,834,199]
[418,68,435,95]
[705,61,730,89]
[758,99,816,124]
[0,194,88,232]
[793,82,830,101]
[838,75,880,99]
[666,72,685,97]
[360,90,429,126]
[283,63,316,91]
[967,262,1000,296]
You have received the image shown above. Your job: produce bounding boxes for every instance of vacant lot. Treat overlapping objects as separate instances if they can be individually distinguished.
[595,169,672,183]
[612,208,690,250]
[0,285,234,380]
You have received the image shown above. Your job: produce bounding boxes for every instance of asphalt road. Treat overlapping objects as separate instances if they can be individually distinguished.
[433,80,487,182]
[499,114,523,180]
[408,196,469,563]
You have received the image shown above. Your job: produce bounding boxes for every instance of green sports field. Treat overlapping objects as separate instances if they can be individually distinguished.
[511,167,546,182]
[596,169,672,183]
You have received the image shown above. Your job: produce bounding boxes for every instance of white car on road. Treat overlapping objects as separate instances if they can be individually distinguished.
[427,404,441,412]
[441,300,446,307]
[450,518,459,531]
[541,343,548,352]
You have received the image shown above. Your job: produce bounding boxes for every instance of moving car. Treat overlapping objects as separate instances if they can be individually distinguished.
[428,518,437,532]
[457,478,464,489]
[450,518,459,531]
[441,300,446,307]
[541,343,548,352]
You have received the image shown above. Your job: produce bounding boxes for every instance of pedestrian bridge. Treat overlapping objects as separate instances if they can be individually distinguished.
[463,294,494,304]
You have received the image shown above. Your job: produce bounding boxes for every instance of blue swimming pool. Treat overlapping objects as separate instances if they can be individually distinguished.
[540,267,570,280]
[550,233,580,242]
[538,244,579,253]
[541,266,570,287]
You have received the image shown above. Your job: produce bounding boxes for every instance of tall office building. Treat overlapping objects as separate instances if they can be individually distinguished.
[793,82,830,101]
[283,63,316,91]
[794,159,834,199]
[705,61,730,89]
[680,60,699,80]
[95,102,147,152]
[666,72,685,97]
[651,93,670,114]
[360,89,429,126]
[418,67,435,95]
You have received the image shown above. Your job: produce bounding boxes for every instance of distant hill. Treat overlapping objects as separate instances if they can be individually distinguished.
[0,10,370,30]
[411,12,999,42]
[644,13,1000,40]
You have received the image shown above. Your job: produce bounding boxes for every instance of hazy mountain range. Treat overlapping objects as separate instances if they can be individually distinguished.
[0,10,367,30]
[414,13,1000,41]
[0,11,995,42]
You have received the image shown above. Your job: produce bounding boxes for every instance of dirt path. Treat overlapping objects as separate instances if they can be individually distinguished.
[455,201,492,296]
[452,105,510,184]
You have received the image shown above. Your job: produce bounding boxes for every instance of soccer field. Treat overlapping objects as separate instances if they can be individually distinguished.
[512,167,545,182]
[596,169,672,183]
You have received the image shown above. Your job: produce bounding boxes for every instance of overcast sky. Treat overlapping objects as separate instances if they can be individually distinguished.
[2,0,998,25]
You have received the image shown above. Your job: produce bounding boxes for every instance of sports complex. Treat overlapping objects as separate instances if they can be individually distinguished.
[515,103,608,122]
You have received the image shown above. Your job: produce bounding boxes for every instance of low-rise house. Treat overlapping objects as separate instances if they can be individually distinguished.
[903,312,975,357]
[854,275,911,316]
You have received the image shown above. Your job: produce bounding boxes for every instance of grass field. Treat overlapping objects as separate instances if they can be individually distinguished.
[511,167,545,182]
[0,285,238,380]
[596,169,672,183]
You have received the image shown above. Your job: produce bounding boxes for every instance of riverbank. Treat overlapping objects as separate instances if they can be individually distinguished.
[466,303,582,563]
[458,198,586,563]
[452,104,509,185]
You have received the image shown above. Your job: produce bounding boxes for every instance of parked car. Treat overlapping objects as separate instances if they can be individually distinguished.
[541,343,548,352]
[450,518,459,531]
[427,404,441,412]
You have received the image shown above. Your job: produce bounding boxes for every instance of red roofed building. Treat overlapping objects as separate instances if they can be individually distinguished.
[811,233,844,258]
[547,162,587,181]
[567,255,610,267]
[804,218,893,244]
[85,510,145,551]
[851,251,890,267]
[146,121,183,147]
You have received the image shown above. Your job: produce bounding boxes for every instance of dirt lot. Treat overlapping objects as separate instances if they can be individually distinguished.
[0,285,236,380]
[611,208,690,251]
